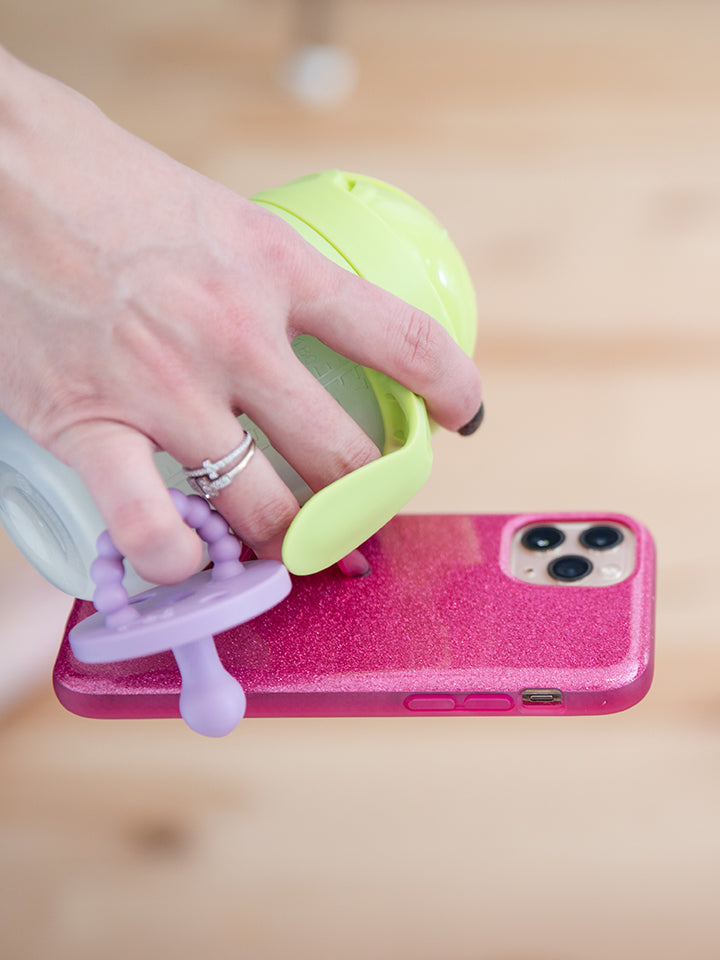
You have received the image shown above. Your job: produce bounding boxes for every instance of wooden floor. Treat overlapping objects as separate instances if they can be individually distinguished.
[1,2,719,958]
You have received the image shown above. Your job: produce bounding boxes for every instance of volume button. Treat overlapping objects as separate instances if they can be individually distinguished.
[462,694,514,712]
[404,695,457,712]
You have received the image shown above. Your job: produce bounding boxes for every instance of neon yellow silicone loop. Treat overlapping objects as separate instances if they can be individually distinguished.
[251,198,436,444]
[251,200,430,454]
[251,171,474,575]
[281,379,432,576]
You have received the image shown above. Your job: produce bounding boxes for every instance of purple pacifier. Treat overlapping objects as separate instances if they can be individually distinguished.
[69,489,292,737]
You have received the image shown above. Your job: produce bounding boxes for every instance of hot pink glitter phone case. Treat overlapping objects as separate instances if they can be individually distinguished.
[53,512,656,720]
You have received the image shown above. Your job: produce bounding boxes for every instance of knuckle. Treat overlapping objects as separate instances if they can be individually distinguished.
[243,492,299,548]
[295,430,380,495]
[251,207,305,277]
[110,497,178,557]
[110,498,201,584]
[397,310,442,380]
[329,431,381,477]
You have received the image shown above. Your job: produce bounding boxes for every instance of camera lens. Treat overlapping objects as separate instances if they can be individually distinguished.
[579,525,623,551]
[548,555,593,582]
[521,526,565,551]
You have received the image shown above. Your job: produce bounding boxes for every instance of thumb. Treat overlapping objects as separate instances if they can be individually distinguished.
[56,421,203,585]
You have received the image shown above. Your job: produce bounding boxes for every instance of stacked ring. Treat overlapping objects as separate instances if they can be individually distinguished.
[183,432,256,499]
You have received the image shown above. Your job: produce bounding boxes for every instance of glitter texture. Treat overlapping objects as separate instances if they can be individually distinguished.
[53,513,655,719]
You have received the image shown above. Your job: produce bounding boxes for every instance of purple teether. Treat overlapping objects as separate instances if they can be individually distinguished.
[69,489,292,737]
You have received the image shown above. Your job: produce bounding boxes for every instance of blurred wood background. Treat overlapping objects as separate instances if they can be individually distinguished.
[1,2,719,958]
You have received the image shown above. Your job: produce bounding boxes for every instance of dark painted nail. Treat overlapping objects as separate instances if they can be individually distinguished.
[458,402,484,436]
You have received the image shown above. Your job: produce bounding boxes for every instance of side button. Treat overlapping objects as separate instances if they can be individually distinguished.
[462,694,514,712]
[405,695,457,712]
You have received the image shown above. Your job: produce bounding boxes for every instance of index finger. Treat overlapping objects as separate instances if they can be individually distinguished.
[297,268,482,433]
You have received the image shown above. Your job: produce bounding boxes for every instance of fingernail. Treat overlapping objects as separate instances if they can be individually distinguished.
[458,402,484,436]
[337,548,372,578]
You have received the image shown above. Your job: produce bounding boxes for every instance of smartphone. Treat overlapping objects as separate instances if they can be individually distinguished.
[53,512,655,720]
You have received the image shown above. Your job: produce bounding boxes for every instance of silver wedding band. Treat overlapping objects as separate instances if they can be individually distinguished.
[183,432,256,499]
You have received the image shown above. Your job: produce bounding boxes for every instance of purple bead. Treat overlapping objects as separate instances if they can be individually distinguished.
[90,556,125,585]
[198,513,229,544]
[93,582,130,615]
[184,495,211,529]
[208,535,242,563]
[96,530,122,559]
[168,488,190,519]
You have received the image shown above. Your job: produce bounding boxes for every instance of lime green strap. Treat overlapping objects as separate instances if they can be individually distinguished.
[250,170,474,575]
[282,386,432,575]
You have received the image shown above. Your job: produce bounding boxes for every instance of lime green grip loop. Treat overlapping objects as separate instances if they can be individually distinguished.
[250,170,475,575]
[281,377,432,576]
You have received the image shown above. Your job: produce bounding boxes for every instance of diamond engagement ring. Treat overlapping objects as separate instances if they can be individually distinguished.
[183,432,256,499]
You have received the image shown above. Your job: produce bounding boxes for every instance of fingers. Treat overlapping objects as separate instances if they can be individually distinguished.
[48,233,481,588]
[294,266,482,433]
[235,345,382,497]
[54,362,381,584]
[157,406,300,563]
[56,421,203,585]
[59,414,300,579]
[162,356,381,560]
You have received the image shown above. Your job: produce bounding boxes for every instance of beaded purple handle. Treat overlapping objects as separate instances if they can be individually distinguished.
[69,489,292,737]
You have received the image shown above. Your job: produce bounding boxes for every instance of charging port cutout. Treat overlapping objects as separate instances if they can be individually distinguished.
[522,688,563,706]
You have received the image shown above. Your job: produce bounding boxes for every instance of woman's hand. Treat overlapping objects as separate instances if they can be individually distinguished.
[0,47,482,584]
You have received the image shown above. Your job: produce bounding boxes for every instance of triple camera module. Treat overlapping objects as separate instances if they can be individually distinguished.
[512,522,633,586]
